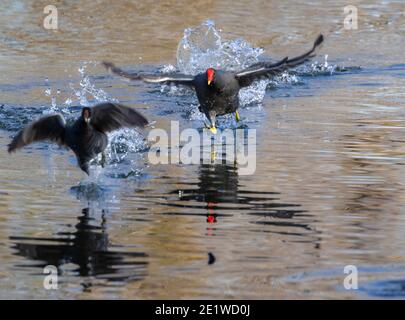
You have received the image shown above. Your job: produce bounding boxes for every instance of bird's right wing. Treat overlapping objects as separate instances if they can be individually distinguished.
[8,114,66,152]
[90,102,148,133]
[103,62,195,86]
[236,34,324,87]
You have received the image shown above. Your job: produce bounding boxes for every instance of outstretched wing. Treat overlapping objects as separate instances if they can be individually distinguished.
[8,114,66,152]
[103,61,195,86]
[236,34,324,87]
[90,102,148,133]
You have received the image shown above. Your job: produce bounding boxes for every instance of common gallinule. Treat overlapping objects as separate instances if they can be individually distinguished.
[103,35,323,133]
[8,102,148,174]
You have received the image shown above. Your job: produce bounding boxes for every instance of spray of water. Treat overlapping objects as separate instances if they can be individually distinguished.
[176,20,264,75]
[73,63,118,106]
[173,20,344,109]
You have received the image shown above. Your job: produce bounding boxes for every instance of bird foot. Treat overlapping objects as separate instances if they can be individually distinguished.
[204,123,217,134]
[235,110,241,122]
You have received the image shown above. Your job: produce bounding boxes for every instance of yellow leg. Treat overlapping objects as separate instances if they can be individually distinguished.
[235,110,240,122]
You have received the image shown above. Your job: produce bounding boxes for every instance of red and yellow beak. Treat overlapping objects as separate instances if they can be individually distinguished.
[206,68,215,86]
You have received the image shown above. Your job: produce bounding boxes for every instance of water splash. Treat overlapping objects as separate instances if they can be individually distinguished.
[239,79,269,107]
[105,128,148,163]
[71,62,118,106]
[174,21,307,109]
[42,62,117,116]
[307,54,337,75]
[300,55,362,76]
[177,20,264,75]
[43,78,63,113]
[160,64,177,73]
[174,20,271,108]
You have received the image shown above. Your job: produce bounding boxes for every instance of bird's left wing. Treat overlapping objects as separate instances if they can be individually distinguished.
[236,34,324,87]
[90,102,148,133]
[103,62,195,86]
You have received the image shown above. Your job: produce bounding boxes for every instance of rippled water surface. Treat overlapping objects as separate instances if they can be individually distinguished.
[1,0,405,299]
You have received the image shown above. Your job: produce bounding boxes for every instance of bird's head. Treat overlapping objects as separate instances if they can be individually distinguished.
[81,107,92,124]
[206,68,216,86]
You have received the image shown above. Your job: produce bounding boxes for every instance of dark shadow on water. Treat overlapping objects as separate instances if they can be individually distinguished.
[174,163,302,211]
[180,163,240,203]
[164,161,321,248]
[9,206,148,290]
[161,162,313,238]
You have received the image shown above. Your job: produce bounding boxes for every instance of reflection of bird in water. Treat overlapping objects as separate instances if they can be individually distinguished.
[177,163,239,224]
[8,103,148,174]
[208,252,216,265]
[178,163,239,203]
[207,202,216,224]
[176,162,306,225]
[10,207,148,289]
[174,162,311,256]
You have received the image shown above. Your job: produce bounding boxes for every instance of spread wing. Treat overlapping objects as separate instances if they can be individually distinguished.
[90,102,148,133]
[236,34,324,87]
[103,61,195,86]
[8,114,66,152]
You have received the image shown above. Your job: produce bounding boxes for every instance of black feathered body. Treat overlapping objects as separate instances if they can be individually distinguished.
[194,71,240,117]
[64,120,108,174]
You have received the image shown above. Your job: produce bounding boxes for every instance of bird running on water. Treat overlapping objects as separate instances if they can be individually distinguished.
[103,34,324,133]
[8,102,148,174]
